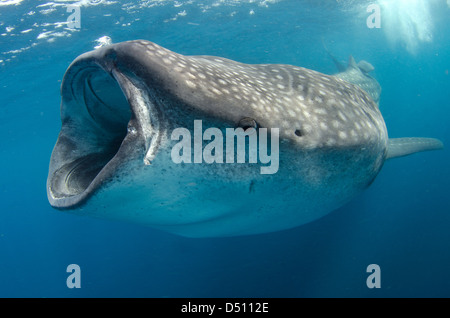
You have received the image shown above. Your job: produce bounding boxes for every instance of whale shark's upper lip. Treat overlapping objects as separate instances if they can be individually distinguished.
[47,48,163,209]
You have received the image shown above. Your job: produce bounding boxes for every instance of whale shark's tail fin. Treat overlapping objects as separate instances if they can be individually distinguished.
[387,138,444,159]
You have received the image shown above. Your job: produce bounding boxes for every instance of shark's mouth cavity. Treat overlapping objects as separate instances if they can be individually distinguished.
[48,64,135,208]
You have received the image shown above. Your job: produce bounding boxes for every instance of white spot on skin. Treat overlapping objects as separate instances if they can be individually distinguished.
[339,131,347,139]
[332,120,340,128]
[185,80,196,89]
[211,87,222,95]
[314,108,327,115]
[338,111,347,122]
[314,96,323,103]
[327,99,337,106]
[299,103,307,110]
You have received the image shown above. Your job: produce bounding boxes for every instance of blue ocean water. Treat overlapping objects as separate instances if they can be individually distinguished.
[0,0,449,297]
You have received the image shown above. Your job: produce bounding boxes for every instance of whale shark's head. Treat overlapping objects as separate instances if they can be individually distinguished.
[47,40,388,236]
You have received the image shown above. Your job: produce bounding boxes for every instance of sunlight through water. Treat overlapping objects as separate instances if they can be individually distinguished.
[378,0,435,54]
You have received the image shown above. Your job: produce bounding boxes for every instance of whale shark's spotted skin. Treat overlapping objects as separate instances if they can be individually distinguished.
[47,40,443,237]
[135,41,386,150]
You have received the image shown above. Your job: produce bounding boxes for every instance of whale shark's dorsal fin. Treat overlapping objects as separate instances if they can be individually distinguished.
[387,138,444,159]
[348,55,358,69]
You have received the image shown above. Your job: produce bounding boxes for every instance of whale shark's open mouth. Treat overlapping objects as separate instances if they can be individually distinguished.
[48,63,137,208]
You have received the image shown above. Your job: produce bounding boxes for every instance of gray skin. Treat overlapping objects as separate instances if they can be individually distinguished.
[47,40,443,237]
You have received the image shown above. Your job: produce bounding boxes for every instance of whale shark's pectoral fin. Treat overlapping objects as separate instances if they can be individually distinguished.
[387,138,444,159]
[322,39,347,73]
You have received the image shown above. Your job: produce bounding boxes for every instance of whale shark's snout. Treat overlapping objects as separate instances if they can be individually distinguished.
[47,40,442,237]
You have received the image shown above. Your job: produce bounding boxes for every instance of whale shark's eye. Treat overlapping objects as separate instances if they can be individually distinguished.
[238,117,258,131]
[295,129,303,137]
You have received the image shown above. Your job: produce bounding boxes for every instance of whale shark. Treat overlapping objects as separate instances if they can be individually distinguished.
[47,40,443,237]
